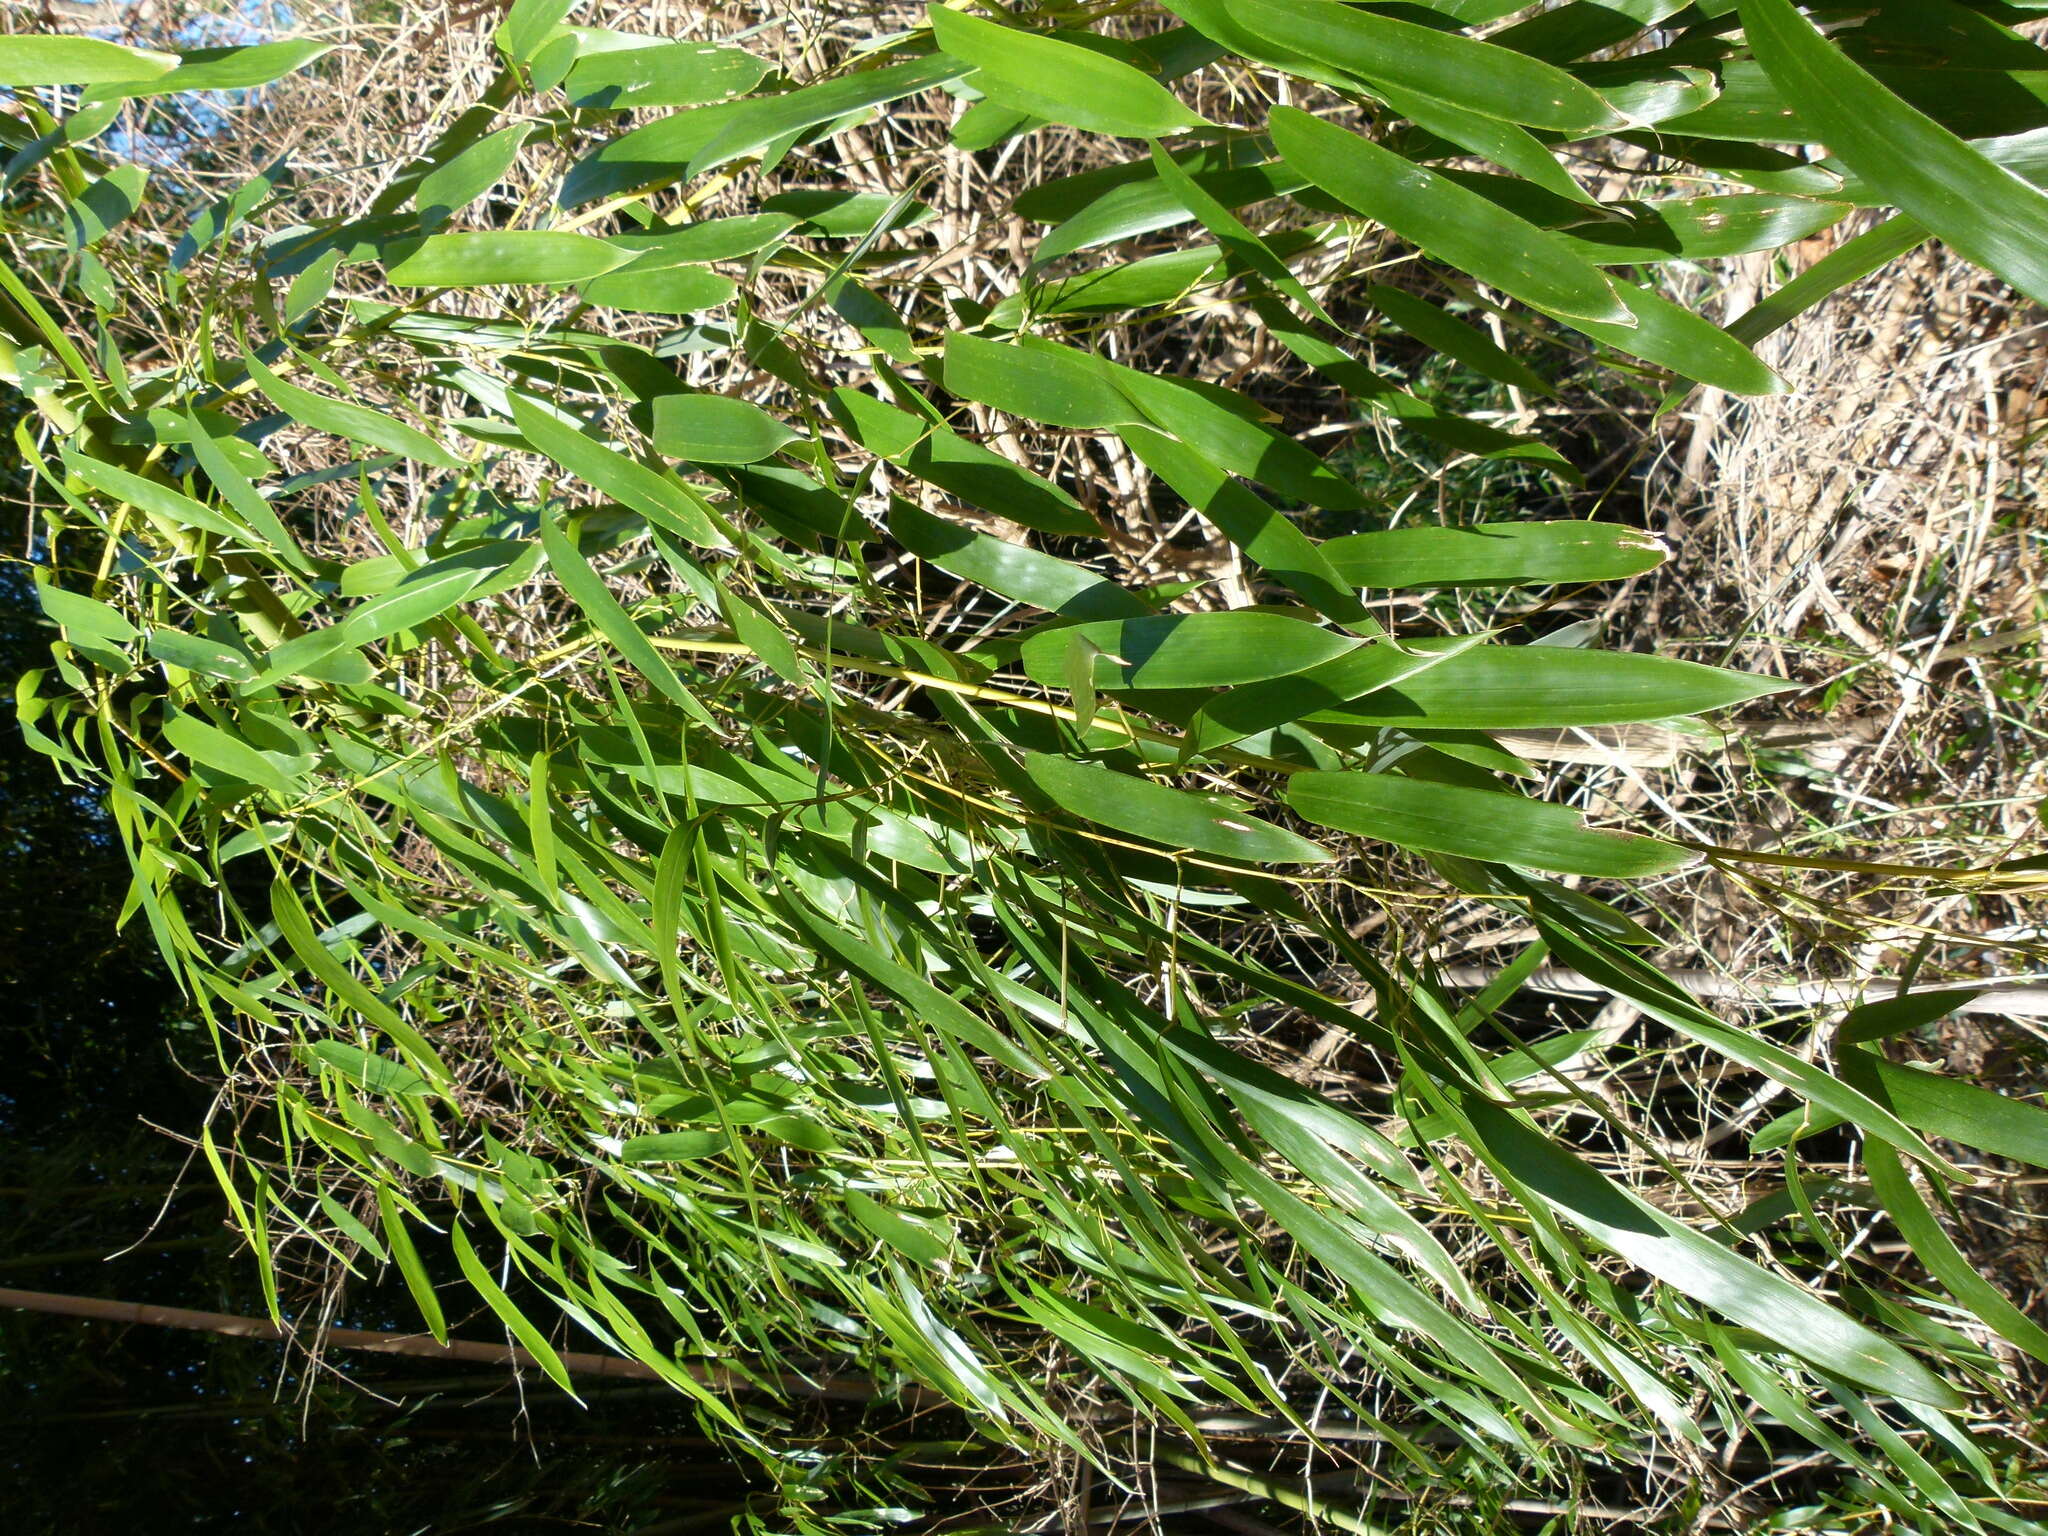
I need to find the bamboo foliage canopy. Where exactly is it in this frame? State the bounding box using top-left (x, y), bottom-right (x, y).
top-left (6, 2), bottom-right (2048, 1529)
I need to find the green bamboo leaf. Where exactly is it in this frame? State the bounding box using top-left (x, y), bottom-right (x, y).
top-left (762, 187), bottom-right (938, 238)
top-left (269, 879), bottom-right (456, 1090)
top-left (61, 444), bottom-right (244, 538)
top-left (376, 1187), bottom-right (447, 1343)
top-left (888, 500), bottom-right (1149, 620)
top-left (338, 561), bottom-right (489, 647)
top-left (691, 53), bottom-right (971, 178)
top-left (1569, 273), bottom-right (1790, 396)
top-left (1537, 922), bottom-right (1961, 1175)
top-left (1323, 521), bottom-right (1667, 588)
top-left (1311, 645), bottom-right (1788, 728)
top-left (1022, 752), bottom-right (1331, 864)
top-left (415, 124), bottom-right (533, 219)
top-left (1726, 214), bottom-right (1928, 349)
top-left (1267, 106), bottom-right (1630, 326)
top-left (1742, 0), bottom-right (2048, 306)
top-left (606, 213), bottom-right (800, 266)
top-left (64, 165), bottom-right (148, 252)
top-left (165, 712), bottom-right (304, 796)
top-left (987, 244), bottom-right (1231, 322)
top-left (1867, 1057), bottom-right (2048, 1170)
top-left (451, 1222), bottom-right (578, 1395)
top-left (847, 1191), bottom-right (954, 1269)
top-left (318, 1192), bottom-right (389, 1264)
top-left (537, 508), bottom-right (696, 706)
top-left (1018, 612), bottom-right (1362, 690)
top-left (829, 388), bottom-right (1096, 536)
top-left (1188, 635), bottom-right (1487, 753)
top-left (1458, 1094), bottom-right (1964, 1408)
top-left (1116, 423), bottom-right (1368, 623)
top-left (650, 394), bottom-right (800, 464)
top-left (779, 899), bottom-right (1047, 1080)
top-left (1065, 631), bottom-right (1101, 736)
top-left (1110, 366), bottom-right (1368, 511)
top-left (244, 354), bottom-right (463, 471)
top-left (1382, 80), bottom-right (1597, 206)
top-left (1288, 771), bottom-right (1692, 877)
top-left (84, 39), bottom-right (335, 99)
top-left (942, 333), bottom-right (1134, 429)
top-left (0, 34), bottom-right (177, 85)
top-left (1147, 140), bottom-right (1334, 321)
top-left (927, 7), bottom-right (1205, 138)
top-left (304, 1041), bottom-right (430, 1101)
top-left (1034, 159), bottom-right (1307, 263)
top-left (496, 0), bottom-right (575, 65)
top-left (1366, 286), bottom-right (1556, 397)
top-left (147, 630), bottom-right (258, 683)
top-left (1850, 1103), bottom-right (2048, 1367)
top-left (510, 393), bottom-right (723, 548)
top-left (563, 40), bottom-right (770, 107)
top-left (1551, 192), bottom-right (1849, 266)
top-left (37, 579), bottom-right (137, 646)
top-left (620, 1131), bottom-right (727, 1162)
top-left (386, 230), bottom-right (634, 286)
top-left (577, 263), bottom-right (737, 313)
top-left (1230, 0), bottom-right (1625, 133)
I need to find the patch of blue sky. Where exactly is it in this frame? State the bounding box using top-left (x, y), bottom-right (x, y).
top-left (89, 1), bottom-right (302, 176)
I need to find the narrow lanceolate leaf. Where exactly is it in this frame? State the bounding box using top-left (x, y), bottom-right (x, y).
top-left (1865, 1056), bottom-right (2048, 1170)
top-left (83, 39), bottom-right (336, 99)
top-left (1287, 771), bottom-right (1692, 878)
top-left (1366, 286), bottom-right (1556, 397)
top-left (1571, 272), bottom-right (1788, 396)
top-left (511, 394), bottom-right (723, 547)
top-left (1230, 0), bottom-right (1625, 134)
top-left (1117, 423), bottom-right (1369, 624)
top-left (1458, 1095), bottom-right (1964, 1409)
top-left (562, 41), bottom-right (771, 108)
top-left (377, 1188), bottom-right (447, 1344)
top-left (830, 387), bottom-right (1097, 536)
top-left (537, 509), bottom-right (695, 706)
top-left (60, 445), bottom-right (243, 538)
top-left (1323, 522), bottom-right (1667, 588)
top-left (577, 264), bottom-right (737, 313)
top-left (651, 394), bottom-right (800, 464)
top-left (0, 35), bottom-right (177, 85)
top-left (415, 124), bottom-right (533, 218)
top-left (450, 1222), bottom-right (578, 1395)
top-left (889, 501), bottom-right (1148, 620)
top-left (563, 55), bottom-right (968, 206)
top-left (1380, 81), bottom-right (1596, 206)
top-left (1018, 612), bottom-right (1362, 690)
top-left (268, 879), bottom-right (455, 1091)
top-left (496, 0), bottom-right (574, 64)
top-left (1023, 752), bottom-right (1331, 864)
top-left (386, 231), bottom-right (634, 286)
top-left (1267, 107), bottom-right (1630, 326)
top-left (243, 354), bottom-right (463, 471)
top-left (1312, 645), bottom-right (1788, 728)
top-left (1742, 0), bottom-right (2048, 307)
top-left (164, 713), bottom-right (302, 796)
top-left (928, 7), bottom-right (1206, 138)
top-left (1189, 636), bottom-right (1488, 753)
top-left (942, 333), bottom-right (1135, 429)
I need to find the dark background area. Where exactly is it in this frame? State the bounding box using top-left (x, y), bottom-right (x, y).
top-left (0, 551), bottom-right (758, 1534)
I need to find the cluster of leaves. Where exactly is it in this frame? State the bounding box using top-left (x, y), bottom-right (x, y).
top-left (8, 1), bottom-right (2048, 1529)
